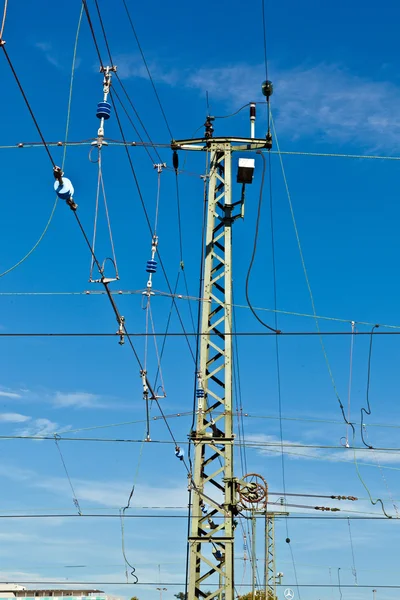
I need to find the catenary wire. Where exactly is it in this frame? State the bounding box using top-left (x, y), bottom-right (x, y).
top-left (82, 0), bottom-right (196, 364)
top-left (0, 4), bottom-right (83, 278)
top-left (268, 147), bottom-right (301, 598)
top-left (82, 0), bottom-right (104, 68)
top-left (120, 0), bottom-right (173, 139)
top-left (261, 0), bottom-right (268, 82)
top-left (109, 87), bottom-right (196, 363)
top-left (114, 76), bottom-right (163, 162)
top-left (53, 435), bottom-right (82, 516)
top-left (92, 0), bottom-right (164, 166)
top-left (6, 287), bottom-right (400, 332)
top-left (110, 86), bottom-right (158, 164)
top-left (53, 410), bottom-right (400, 434)
top-left (8, 139), bottom-right (400, 162)
top-left (5, 330), bottom-right (400, 336)
top-left (272, 114), bottom-right (391, 518)
top-left (8, 433), bottom-right (400, 452)
top-left (361, 325), bottom-right (379, 448)
top-left (1, 582), bottom-right (400, 588)
top-left (1, 45), bottom-right (55, 166)
top-left (347, 518), bottom-right (357, 584)
top-left (0, 0), bottom-right (7, 39)
top-left (271, 111), bottom-right (353, 434)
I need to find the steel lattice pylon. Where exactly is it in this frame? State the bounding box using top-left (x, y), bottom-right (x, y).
top-left (189, 143), bottom-right (235, 600)
top-left (172, 135), bottom-right (268, 600)
top-left (265, 514), bottom-right (276, 600)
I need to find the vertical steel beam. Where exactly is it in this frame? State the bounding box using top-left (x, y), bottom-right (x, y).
top-left (252, 512), bottom-right (257, 600)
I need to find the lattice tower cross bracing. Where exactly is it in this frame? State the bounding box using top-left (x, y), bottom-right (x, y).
top-left (173, 136), bottom-right (269, 600)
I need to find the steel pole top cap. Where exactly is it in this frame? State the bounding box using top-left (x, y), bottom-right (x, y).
top-left (261, 80), bottom-right (273, 98)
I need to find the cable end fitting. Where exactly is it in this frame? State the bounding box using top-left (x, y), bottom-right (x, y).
top-left (53, 165), bottom-right (63, 183)
top-left (66, 198), bottom-right (78, 211)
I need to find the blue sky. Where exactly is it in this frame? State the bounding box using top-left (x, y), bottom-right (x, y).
top-left (2, 1), bottom-right (400, 600)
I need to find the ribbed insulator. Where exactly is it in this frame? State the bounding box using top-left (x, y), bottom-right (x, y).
top-left (146, 259), bottom-right (157, 273)
top-left (196, 388), bottom-right (205, 398)
top-left (96, 101), bottom-right (111, 120)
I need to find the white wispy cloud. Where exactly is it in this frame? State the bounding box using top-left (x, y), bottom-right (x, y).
top-left (35, 42), bottom-right (60, 68)
top-left (247, 432), bottom-right (400, 468)
top-left (0, 389), bottom-right (22, 399)
top-left (115, 53), bottom-right (180, 85)
top-left (246, 433), bottom-right (323, 460)
top-left (16, 418), bottom-right (59, 437)
top-left (37, 477), bottom-right (189, 509)
top-left (119, 55), bottom-right (400, 150)
top-left (52, 391), bottom-right (101, 409)
top-left (186, 62), bottom-right (400, 150)
top-left (0, 412), bottom-right (30, 423)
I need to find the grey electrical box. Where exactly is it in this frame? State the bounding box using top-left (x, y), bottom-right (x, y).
top-left (237, 158), bottom-right (255, 184)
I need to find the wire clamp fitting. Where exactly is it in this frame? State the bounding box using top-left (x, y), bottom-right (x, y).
top-left (141, 369), bottom-right (149, 398)
top-left (117, 316), bottom-right (125, 345)
top-left (153, 162), bottom-right (166, 174)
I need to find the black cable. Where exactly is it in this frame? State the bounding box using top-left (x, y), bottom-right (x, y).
top-left (175, 171), bottom-right (184, 268)
top-left (0, 583), bottom-right (398, 588)
top-left (1, 45), bottom-right (55, 168)
top-left (110, 87), bottom-right (158, 164)
top-left (4, 330), bottom-right (400, 337)
top-left (213, 103), bottom-right (251, 120)
top-left (337, 568), bottom-right (343, 600)
top-left (0, 514), bottom-right (396, 520)
top-left (174, 169), bottom-right (196, 333)
top-left (121, 0), bottom-right (174, 139)
top-left (232, 297), bottom-right (248, 477)
top-left (92, 0), bottom-right (164, 167)
top-left (7, 434), bottom-right (400, 451)
top-left (245, 151), bottom-right (280, 332)
top-left (261, 0), bottom-right (269, 82)
top-left (53, 435), bottom-right (82, 515)
top-left (153, 270), bottom-right (181, 389)
top-left (361, 325), bottom-right (379, 448)
top-left (93, 0), bottom-right (114, 66)
top-left (114, 75), bottom-right (163, 163)
top-left (82, 0), bottom-right (104, 68)
top-left (268, 148), bottom-right (301, 599)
